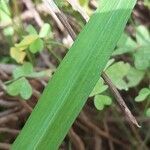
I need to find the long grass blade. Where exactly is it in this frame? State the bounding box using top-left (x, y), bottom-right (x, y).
top-left (12, 0), bottom-right (137, 149)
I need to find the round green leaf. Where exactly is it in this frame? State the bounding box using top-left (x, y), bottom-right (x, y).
top-left (146, 108), bottom-right (150, 117)
top-left (39, 23), bottom-right (51, 38)
top-left (3, 26), bottom-right (14, 36)
top-left (105, 61), bottom-right (130, 90)
top-left (135, 88), bottom-right (150, 102)
top-left (134, 46), bottom-right (150, 70)
top-left (26, 25), bottom-right (38, 35)
top-left (90, 78), bottom-right (108, 97)
top-left (29, 38), bottom-right (44, 53)
top-left (126, 67), bottom-right (145, 88)
top-left (6, 79), bottom-right (22, 96)
top-left (6, 77), bottom-right (32, 100)
top-left (13, 62), bottom-right (33, 79)
top-left (136, 25), bottom-right (150, 45)
top-left (20, 78), bottom-right (32, 100)
top-left (94, 95), bottom-right (112, 110)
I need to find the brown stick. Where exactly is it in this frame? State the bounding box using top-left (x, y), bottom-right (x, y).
top-left (68, 128), bottom-right (85, 150)
top-left (0, 127), bottom-right (19, 135)
top-left (79, 111), bottom-right (128, 148)
top-left (22, 0), bottom-right (44, 27)
top-left (0, 107), bottom-right (19, 118)
top-left (101, 73), bottom-right (140, 127)
top-left (19, 100), bottom-right (32, 113)
top-left (0, 109), bottom-right (27, 125)
top-left (0, 143), bottom-right (11, 150)
top-left (0, 99), bottom-right (19, 108)
top-left (94, 135), bottom-right (102, 150)
top-left (0, 114), bottom-right (18, 125)
top-left (103, 118), bottom-right (114, 150)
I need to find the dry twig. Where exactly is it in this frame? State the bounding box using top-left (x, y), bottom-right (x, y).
top-left (68, 128), bottom-right (85, 150)
top-left (0, 99), bottom-right (19, 108)
top-left (22, 0), bottom-right (44, 27)
top-left (79, 111), bottom-right (128, 147)
top-left (0, 127), bottom-right (19, 135)
top-left (0, 143), bottom-right (11, 150)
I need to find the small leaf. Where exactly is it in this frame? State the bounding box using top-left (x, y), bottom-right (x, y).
top-left (15, 35), bottom-right (39, 48)
top-left (6, 77), bottom-right (32, 100)
top-left (20, 78), bottom-right (32, 100)
top-left (26, 25), bottom-right (38, 35)
top-left (29, 38), bottom-right (44, 53)
top-left (79, 0), bottom-right (88, 6)
top-left (126, 67), bottom-right (145, 88)
top-left (134, 46), bottom-right (150, 70)
top-left (94, 95), bottom-right (112, 110)
top-left (105, 61), bottom-right (130, 90)
top-left (3, 26), bottom-right (14, 36)
top-left (118, 33), bottom-right (137, 48)
top-left (39, 23), bottom-right (51, 38)
top-left (90, 78), bottom-right (108, 97)
top-left (136, 25), bottom-right (150, 45)
top-left (144, 1), bottom-right (150, 9)
top-left (10, 47), bottom-right (26, 64)
top-left (146, 108), bottom-right (150, 117)
top-left (0, 0), bottom-right (11, 23)
top-left (104, 58), bottom-right (115, 70)
top-left (6, 78), bottom-right (22, 96)
top-left (135, 88), bottom-right (150, 102)
top-left (13, 62), bottom-right (33, 79)
top-left (113, 33), bottom-right (137, 55)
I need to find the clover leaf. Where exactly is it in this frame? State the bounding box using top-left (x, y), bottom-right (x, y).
top-left (90, 78), bottom-right (108, 97)
top-left (39, 23), bottom-right (51, 38)
top-left (29, 38), bottom-right (44, 53)
top-left (26, 25), bottom-right (38, 35)
top-left (134, 46), bottom-right (150, 70)
top-left (94, 95), bottom-right (112, 110)
top-left (6, 77), bottom-right (32, 100)
top-left (13, 62), bottom-right (33, 79)
top-left (105, 61), bottom-right (130, 90)
top-left (135, 88), bottom-right (150, 102)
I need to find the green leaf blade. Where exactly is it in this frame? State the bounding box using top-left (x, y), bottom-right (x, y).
top-left (12, 0), bottom-right (137, 149)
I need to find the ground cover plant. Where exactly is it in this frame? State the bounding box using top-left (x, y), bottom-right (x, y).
top-left (0, 0), bottom-right (150, 149)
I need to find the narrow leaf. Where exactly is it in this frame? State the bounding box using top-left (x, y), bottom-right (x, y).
top-left (12, 0), bottom-right (137, 149)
